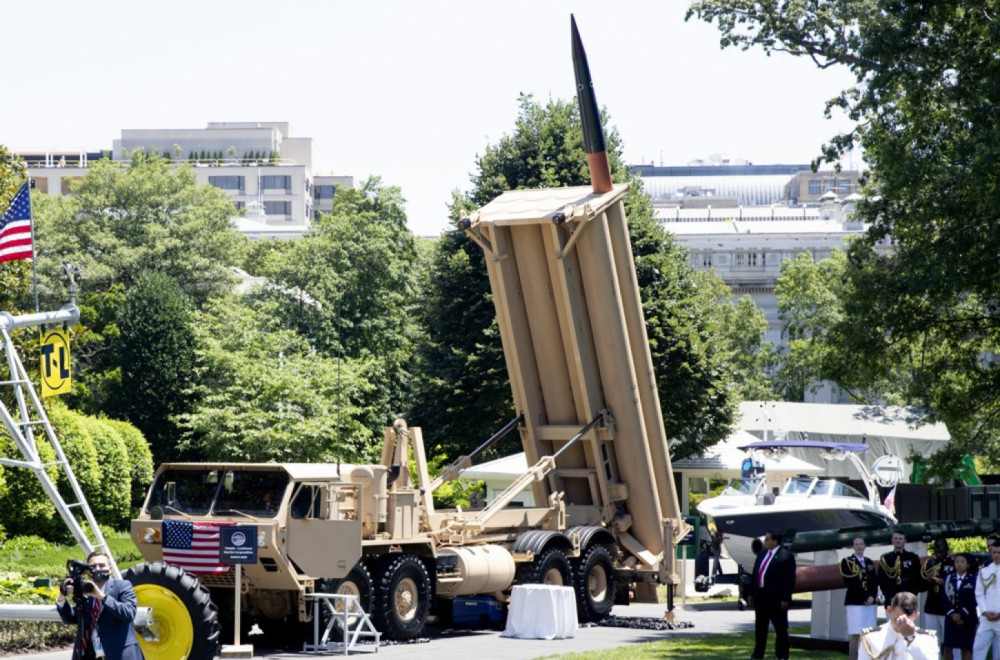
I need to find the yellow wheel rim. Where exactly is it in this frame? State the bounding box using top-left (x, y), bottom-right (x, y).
top-left (134, 584), bottom-right (194, 660)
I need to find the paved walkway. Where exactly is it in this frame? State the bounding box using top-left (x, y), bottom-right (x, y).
top-left (11, 599), bottom-right (812, 660)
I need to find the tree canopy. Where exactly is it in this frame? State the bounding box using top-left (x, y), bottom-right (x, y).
top-left (252, 177), bottom-right (423, 453)
top-left (689, 0), bottom-right (1000, 460)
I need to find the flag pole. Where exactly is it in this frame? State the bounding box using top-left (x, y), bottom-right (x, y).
top-left (25, 179), bottom-right (39, 313)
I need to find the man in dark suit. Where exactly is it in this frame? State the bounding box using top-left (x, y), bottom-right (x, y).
top-left (748, 530), bottom-right (797, 660)
top-left (56, 550), bottom-right (144, 660)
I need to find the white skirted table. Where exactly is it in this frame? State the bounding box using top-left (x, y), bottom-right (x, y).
top-left (502, 584), bottom-right (578, 640)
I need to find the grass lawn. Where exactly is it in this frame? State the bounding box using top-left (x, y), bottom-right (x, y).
top-left (0, 529), bottom-right (142, 578)
top-left (539, 627), bottom-right (846, 659)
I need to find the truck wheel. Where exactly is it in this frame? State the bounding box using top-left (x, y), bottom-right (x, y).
top-left (516, 548), bottom-right (571, 586)
top-left (371, 554), bottom-right (430, 640)
top-left (318, 562), bottom-right (373, 638)
top-left (572, 545), bottom-right (617, 622)
top-left (125, 562), bottom-right (220, 660)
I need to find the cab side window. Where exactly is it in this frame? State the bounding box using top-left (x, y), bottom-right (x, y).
top-left (291, 485), bottom-right (321, 519)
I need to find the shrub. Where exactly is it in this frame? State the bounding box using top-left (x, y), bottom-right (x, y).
top-left (85, 416), bottom-right (131, 528)
top-left (46, 400), bottom-right (101, 523)
top-left (0, 434), bottom-right (58, 538)
top-left (103, 418), bottom-right (154, 517)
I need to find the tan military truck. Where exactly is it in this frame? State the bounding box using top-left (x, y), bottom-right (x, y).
top-left (128, 183), bottom-right (689, 656)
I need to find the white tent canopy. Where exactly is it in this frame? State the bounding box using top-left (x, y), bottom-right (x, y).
top-left (736, 401), bottom-right (951, 481)
top-left (672, 429), bottom-right (823, 478)
top-left (460, 452), bottom-right (535, 506)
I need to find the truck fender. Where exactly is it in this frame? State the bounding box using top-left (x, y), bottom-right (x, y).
top-left (513, 530), bottom-right (572, 556)
top-left (566, 526), bottom-right (615, 553)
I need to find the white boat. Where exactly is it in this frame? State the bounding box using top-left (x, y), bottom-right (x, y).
top-left (696, 440), bottom-right (898, 570)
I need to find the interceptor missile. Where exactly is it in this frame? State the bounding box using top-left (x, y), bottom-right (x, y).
top-left (571, 14), bottom-right (613, 194)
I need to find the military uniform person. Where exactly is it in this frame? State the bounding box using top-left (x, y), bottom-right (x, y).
top-left (842, 537), bottom-right (879, 660)
top-left (879, 532), bottom-right (924, 609)
top-left (921, 537), bottom-right (954, 645)
top-left (859, 592), bottom-right (938, 660)
top-left (859, 624), bottom-right (939, 659)
top-left (973, 544), bottom-right (1000, 660)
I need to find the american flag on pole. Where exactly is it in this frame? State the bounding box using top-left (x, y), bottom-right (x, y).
top-left (882, 484), bottom-right (897, 516)
top-left (162, 519), bottom-right (233, 574)
top-left (0, 183), bottom-right (33, 264)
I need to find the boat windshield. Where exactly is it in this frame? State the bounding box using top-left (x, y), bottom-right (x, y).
top-left (721, 477), bottom-right (763, 497)
top-left (782, 477), bottom-right (816, 495)
top-left (781, 477), bottom-right (867, 499)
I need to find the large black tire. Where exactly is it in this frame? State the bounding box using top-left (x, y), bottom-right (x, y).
top-left (124, 562), bottom-right (220, 660)
top-left (572, 545), bottom-right (617, 623)
top-left (516, 548), bottom-right (572, 586)
top-left (370, 554), bottom-right (430, 641)
top-left (318, 561), bottom-right (374, 639)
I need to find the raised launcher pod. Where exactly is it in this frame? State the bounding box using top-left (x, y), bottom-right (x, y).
top-left (461, 184), bottom-right (689, 588)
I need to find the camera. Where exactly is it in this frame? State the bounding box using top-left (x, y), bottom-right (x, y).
top-left (62, 559), bottom-right (93, 601)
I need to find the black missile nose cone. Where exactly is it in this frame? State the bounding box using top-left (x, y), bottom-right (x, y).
top-left (571, 15), bottom-right (585, 62)
top-left (570, 15), bottom-right (606, 156)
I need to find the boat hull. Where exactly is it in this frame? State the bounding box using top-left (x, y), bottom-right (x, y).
top-left (701, 504), bottom-right (895, 570)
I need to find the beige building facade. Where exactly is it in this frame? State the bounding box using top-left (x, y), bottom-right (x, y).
top-left (18, 122), bottom-right (354, 237)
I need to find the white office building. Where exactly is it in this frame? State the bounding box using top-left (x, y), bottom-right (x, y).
top-left (20, 122), bottom-right (354, 239)
top-left (635, 161), bottom-right (883, 403)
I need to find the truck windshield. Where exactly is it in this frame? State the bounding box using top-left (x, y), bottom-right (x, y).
top-left (147, 468), bottom-right (289, 518)
top-left (214, 471), bottom-right (287, 517)
top-left (148, 468), bottom-right (223, 515)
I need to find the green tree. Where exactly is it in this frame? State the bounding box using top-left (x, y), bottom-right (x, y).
top-left (252, 177), bottom-right (422, 450)
top-left (34, 150), bottom-right (243, 306)
top-left (718, 295), bottom-right (776, 401)
top-left (176, 296), bottom-right (375, 462)
top-left (414, 95), bottom-right (747, 460)
top-left (412, 209), bottom-right (513, 458)
top-left (772, 251), bottom-right (847, 401)
top-left (113, 272), bottom-right (198, 463)
top-left (30, 151), bottom-right (246, 419)
top-left (688, 0), bottom-right (1000, 459)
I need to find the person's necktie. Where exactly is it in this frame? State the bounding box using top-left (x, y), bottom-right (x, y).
top-left (759, 550), bottom-right (774, 587)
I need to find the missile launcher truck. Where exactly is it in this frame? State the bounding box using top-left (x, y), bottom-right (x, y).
top-left (128, 182), bottom-right (690, 656)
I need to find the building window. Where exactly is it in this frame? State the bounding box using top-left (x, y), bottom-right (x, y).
top-left (209, 175), bottom-right (245, 191)
top-left (314, 185), bottom-right (336, 200)
top-left (701, 252), bottom-right (713, 268)
top-left (837, 179), bottom-right (852, 194)
top-left (733, 251), bottom-right (763, 268)
top-left (261, 175), bottom-right (291, 192)
top-left (808, 180), bottom-right (821, 195)
top-left (264, 201), bottom-right (291, 216)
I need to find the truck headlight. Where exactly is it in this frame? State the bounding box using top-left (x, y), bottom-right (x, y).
top-left (258, 531), bottom-right (267, 548)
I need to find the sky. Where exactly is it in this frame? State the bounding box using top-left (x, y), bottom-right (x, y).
top-left (1, 1), bottom-right (858, 237)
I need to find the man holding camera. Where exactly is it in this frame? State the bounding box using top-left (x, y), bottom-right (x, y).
top-left (55, 550), bottom-right (144, 660)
